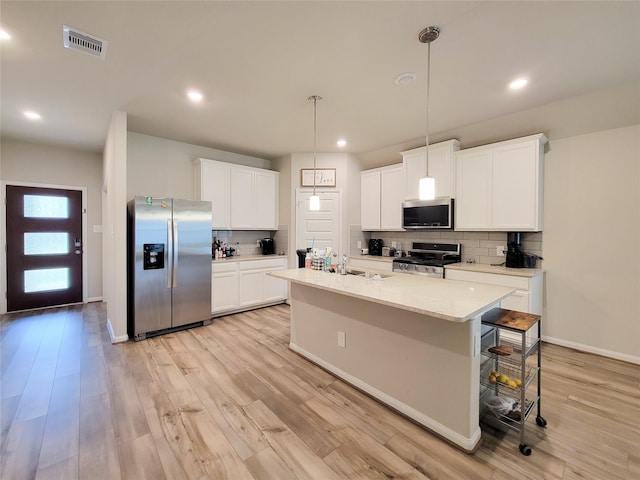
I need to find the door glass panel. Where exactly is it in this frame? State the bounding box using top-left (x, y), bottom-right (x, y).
top-left (24, 195), bottom-right (69, 218)
top-left (24, 232), bottom-right (69, 255)
top-left (24, 268), bottom-right (70, 293)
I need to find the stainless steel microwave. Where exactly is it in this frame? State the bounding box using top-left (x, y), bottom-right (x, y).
top-left (402, 198), bottom-right (454, 229)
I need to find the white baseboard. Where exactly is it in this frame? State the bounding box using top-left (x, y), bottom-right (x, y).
top-left (543, 336), bottom-right (640, 365)
top-left (107, 318), bottom-right (129, 344)
top-left (87, 296), bottom-right (103, 303)
top-left (289, 342), bottom-right (482, 453)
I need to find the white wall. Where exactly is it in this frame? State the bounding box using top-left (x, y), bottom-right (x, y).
top-left (103, 111), bottom-right (129, 342)
top-left (126, 132), bottom-right (270, 200)
top-left (543, 125), bottom-right (640, 362)
top-left (0, 138), bottom-right (104, 307)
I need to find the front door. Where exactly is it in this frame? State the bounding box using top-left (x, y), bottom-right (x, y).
top-left (6, 185), bottom-right (83, 312)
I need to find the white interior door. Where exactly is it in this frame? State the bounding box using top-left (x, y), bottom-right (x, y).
top-left (296, 190), bottom-right (342, 258)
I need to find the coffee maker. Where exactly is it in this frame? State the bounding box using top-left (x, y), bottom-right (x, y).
top-left (506, 232), bottom-right (524, 268)
top-left (368, 239), bottom-right (383, 256)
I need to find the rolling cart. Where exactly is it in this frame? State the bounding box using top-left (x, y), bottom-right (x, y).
top-left (479, 308), bottom-right (547, 456)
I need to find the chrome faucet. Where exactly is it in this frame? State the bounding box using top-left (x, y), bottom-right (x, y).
top-left (340, 254), bottom-right (348, 275)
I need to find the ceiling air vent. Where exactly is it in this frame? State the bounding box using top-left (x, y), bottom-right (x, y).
top-left (62, 25), bottom-right (108, 59)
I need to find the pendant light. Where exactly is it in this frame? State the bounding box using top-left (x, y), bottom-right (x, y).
top-left (418, 26), bottom-right (439, 201)
top-left (308, 95), bottom-right (322, 211)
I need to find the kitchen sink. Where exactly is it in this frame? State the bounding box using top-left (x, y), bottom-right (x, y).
top-left (346, 270), bottom-right (391, 279)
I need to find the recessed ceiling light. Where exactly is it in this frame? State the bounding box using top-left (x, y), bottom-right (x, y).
top-left (394, 72), bottom-right (416, 86)
top-left (187, 90), bottom-right (203, 102)
top-left (337, 139), bottom-right (347, 148)
top-left (24, 111), bottom-right (41, 120)
top-left (509, 78), bottom-right (528, 90)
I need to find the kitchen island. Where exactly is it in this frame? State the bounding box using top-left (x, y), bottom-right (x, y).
top-left (268, 268), bottom-right (515, 452)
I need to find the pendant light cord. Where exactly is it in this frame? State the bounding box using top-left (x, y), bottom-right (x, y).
top-left (313, 96), bottom-right (317, 196)
top-left (425, 40), bottom-right (431, 178)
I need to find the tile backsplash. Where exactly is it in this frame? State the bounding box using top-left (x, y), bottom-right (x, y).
top-left (352, 229), bottom-right (543, 266)
top-left (212, 229), bottom-right (277, 256)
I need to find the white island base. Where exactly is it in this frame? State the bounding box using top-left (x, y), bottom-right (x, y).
top-left (272, 269), bottom-right (515, 452)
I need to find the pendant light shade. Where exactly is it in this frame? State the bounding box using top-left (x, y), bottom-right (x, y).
top-left (309, 194), bottom-right (320, 211)
top-left (309, 95), bottom-right (322, 211)
top-left (419, 176), bottom-right (435, 201)
top-left (418, 26), bottom-right (439, 201)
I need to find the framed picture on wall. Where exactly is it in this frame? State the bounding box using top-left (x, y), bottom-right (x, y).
top-left (300, 168), bottom-right (336, 187)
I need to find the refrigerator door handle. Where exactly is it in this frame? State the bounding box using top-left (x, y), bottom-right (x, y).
top-left (172, 219), bottom-right (179, 287)
top-left (167, 219), bottom-right (173, 289)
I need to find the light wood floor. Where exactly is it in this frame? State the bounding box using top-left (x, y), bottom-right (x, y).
top-left (1, 303), bottom-right (638, 479)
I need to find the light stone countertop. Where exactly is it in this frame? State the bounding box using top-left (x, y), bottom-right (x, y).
top-left (351, 254), bottom-right (395, 263)
top-left (445, 262), bottom-right (544, 278)
top-left (269, 268), bottom-right (514, 323)
top-left (212, 254), bottom-right (287, 263)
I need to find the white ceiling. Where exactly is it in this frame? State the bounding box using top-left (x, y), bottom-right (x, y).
top-left (1, 1), bottom-right (639, 167)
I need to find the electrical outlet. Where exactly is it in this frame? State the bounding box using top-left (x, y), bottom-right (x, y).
top-left (496, 246), bottom-right (505, 257)
top-left (337, 331), bottom-right (346, 348)
top-left (357, 240), bottom-right (362, 249)
top-left (391, 241), bottom-right (397, 248)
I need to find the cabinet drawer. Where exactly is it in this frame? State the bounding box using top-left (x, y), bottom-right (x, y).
top-left (445, 269), bottom-right (529, 290)
top-left (239, 258), bottom-right (287, 271)
top-left (212, 261), bottom-right (238, 274)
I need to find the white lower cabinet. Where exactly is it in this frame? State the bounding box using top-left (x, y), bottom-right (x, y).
top-left (445, 267), bottom-right (543, 341)
top-left (212, 262), bottom-right (239, 313)
top-left (264, 269), bottom-right (288, 302)
top-left (239, 270), bottom-right (264, 307)
top-left (445, 268), bottom-right (542, 315)
top-left (213, 258), bottom-right (288, 316)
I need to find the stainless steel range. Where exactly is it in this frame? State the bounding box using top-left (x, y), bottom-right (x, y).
top-left (392, 242), bottom-right (461, 278)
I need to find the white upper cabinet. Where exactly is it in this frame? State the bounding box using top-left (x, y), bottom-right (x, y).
top-left (361, 164), bottom-right (403, 231)
top-left (454, 134), bottom-right (547, 231)
top-left (230, 166), bottom-right (255, 229)
top-left (361, 170), bottom-right (381, 230)
top-left (195, 158), bottom-right (279, 230)
top-left (455, 148), bottom-right (493, 229)
top-left (401, 140), bottom-right (461, 200)
top-left (195, 159), bottom-right (231, 229)
top-left (253, 170), bottom-right (279, 230)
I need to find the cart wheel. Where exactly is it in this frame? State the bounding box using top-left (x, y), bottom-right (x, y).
top-left (536, 415), bottom-right (547, 427)
top-left (519, 444), bottom-right (532, 456)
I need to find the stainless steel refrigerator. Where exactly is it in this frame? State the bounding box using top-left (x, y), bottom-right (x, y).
top-left (127, 196), bottom-right (212, 340)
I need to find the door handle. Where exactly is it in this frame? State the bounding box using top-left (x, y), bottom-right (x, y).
top-left (167, 220), bottom-right (173, 289)
top-left (172, 219), bottom-right (179, 287)
top-left (74, 237), bottom-right (82, 254)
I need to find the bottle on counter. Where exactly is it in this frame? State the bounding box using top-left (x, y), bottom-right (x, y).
top-left (305, 252), bottom-right (311, 269)
top-left (236, 242), bottom-right (240, 256)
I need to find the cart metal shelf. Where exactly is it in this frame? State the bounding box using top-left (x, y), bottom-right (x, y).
top-left (480, 308), bottom-right (547, 456)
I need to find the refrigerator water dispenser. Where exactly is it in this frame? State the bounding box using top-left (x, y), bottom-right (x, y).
top-left (143, 243), bottom-right (165, 270)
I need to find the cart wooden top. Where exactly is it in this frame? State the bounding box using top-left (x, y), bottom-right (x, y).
top-left (481, 307), bottom-right (541, 332)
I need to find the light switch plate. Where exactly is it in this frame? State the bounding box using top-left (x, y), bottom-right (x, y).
top-left (338, 331), bottom-right (346, 348)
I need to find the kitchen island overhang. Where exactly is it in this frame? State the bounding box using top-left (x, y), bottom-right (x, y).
top-left (268, 269), bottom-right (515, 452)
